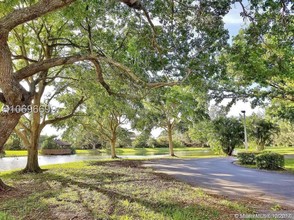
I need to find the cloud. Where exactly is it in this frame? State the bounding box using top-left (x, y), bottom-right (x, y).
top-left (223, 3), bottom-right (244, 25)
top-left (223, 14), bottom-right (243, 25)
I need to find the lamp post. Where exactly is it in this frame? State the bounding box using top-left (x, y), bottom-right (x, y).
top-left (241, 110), bottom-right (248, 151)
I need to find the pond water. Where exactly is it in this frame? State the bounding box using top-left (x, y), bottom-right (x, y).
top-left (0, 154), bottom-right (169, 171)
top-left (0, 149), bottom-right (214, 172)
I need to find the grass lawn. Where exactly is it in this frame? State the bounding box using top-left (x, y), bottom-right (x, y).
top-left (4, 147), bottom-right (219, 158)
top-left (0, 160), bottom-right (279, 220)
top-left (237, 147), bottom-right (294, 155)
top-left (3, 150), bottom-right (28, 157)
top-left (79, 147), bottom-right (220, 158)
top-left (4, 147), bottom-right (293, 158)
top-left (285, 158), bottom-right (294, 173)
top-left (264, 147), bottom-right (294, 155)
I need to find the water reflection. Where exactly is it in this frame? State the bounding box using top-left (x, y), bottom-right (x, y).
top-left (0, 155), bottom-right (102, 171)
top-left (0, 149), bottom-right (214, 171)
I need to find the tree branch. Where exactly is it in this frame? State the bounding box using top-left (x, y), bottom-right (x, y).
top-left (238, 0), bottom-right (254, 22)
top-left (0, 0), bottom-right (145, 33)
top-left (12, 54), bottom-right (38, 63)
top-left (91, 59), bottom-right (113, 95)
top-left (14, 55), bottom-right (94, 80)
top-left (0, 0), bottom-right (76, 32)
top-left (14, 53), bottom-right (190, 95)
top-left (42, 97), bottom-right (85, 127)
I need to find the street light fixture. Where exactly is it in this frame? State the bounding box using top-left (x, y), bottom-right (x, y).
top-left (241, 110), bottom-right (248, 151)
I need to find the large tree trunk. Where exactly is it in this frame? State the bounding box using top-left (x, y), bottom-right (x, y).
top-left (167, 122), bottom-right (175, 157)
top-left (110, 130), bottom-right (118, 159)
top-left (23, 99), bottom-right (42, 173)
top-left (23, 144), bottom-right (41, 173)
top-left (109, 128), bottom-right (119, 159)
top-left (24, 124), bottom-right (41, 173)
top-left (227, 147), bottom-right (234, 156)
top-left (0, 32), bottom-right (30, 150)
top-left (0, 24), bottom-right (26, 193)
top-left (23, 125), bottom-right (41, 173)
top-left (110, 139), bottom-right (118, 159)
top-left (0, 113), bottom-right (22, 148)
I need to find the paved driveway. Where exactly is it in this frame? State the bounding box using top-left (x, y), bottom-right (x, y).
top-left (143, 158), bottom-right (294, 208)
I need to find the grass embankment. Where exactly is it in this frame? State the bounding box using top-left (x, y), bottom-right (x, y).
top-left (3, 150), bottom-right (28, 157)
top-left (285, 158), bottom-right (294, 173)
top-left (87, 147), bottom-right (220, 158)
top-left (265, 147), bottom-right (294, 155)
top-left (237, 147), bottom-right (294, 155)
top-left (5, 147), bottom-right (294, 158)
top-left (0, 160), bottom-right (269, 220)
top-left (4, 147), bottom-right (219, 158)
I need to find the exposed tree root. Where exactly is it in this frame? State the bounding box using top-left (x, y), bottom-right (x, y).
top-left (0, 179), bottom-right (13, 192)
top-left (21, 166), bottom-right (43, 174)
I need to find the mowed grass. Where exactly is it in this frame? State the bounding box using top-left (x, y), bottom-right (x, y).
top-left (4, 147), bottom-right (294, 158)
top-left (265, 147), bottom-right (294, 155)
top-left (285, 158), bottom-right (294, 172)
top-left (100, 147), bottom-right (219, 158)
top-left (0, 160), bottom-right (258, 220)
top-left (2, 150), bottom-right (28, 157)
top-left (4, 147), bottom-right (218, 158)
top-left (237, 147), bottom-right (294, 155)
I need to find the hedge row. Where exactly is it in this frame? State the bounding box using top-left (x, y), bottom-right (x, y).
top-left (237, 152), bottom-right (284, 170)
top-left (237, 152), bottom-right (258, 165)
top-left (256, 153), bottom-right (285, 170)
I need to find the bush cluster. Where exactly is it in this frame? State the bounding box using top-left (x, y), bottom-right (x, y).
top-left (70, 147), bottom-right (76, 154)
top-left (237, 152), bottom-right (259, 165)
top-left (42, 138), bottom-right (59, 149)
top-left (256, 152), bottom-right (285, 170)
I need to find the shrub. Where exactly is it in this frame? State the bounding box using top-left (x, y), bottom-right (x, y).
top-left (212, 117), bottom-right (244, 155)
top-left (256, 152), bottom-right (284, 170)
top-left (70, 147), bottom-right (76, 154)
top-left (4, 133), bottom-right (22, 150)
top-left (150, 137), bottom-right (169, 148)
top-left (173, 140), bottom-right (183, 148)
top-left (0, 151), bottom-right (5, 158)
top-left (42, 137), bottom-right (59, 149)
top-left (238, 152), bottom-right (258, 165)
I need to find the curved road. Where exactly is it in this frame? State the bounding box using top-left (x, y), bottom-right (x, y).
top-left (143, 157), bottom-right (294, 208)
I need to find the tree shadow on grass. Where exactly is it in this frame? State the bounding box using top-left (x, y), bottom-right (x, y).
top-left (1, 169), bottom-right (221, 219)
top-left (28, 172), bottom-right (221, 219)
top-left (65, 170), bottom-right (127, 181)
top-left (0, 162), bottom-right (232, 219)
top-left (87, 160), bottom-right (145, 168)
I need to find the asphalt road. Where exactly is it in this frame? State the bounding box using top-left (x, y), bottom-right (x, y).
top-left (143, 157), bottom-right (294, 208)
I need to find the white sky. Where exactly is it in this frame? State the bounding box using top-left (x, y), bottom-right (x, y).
top-left (43, 2), bottom-right (261, 137)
